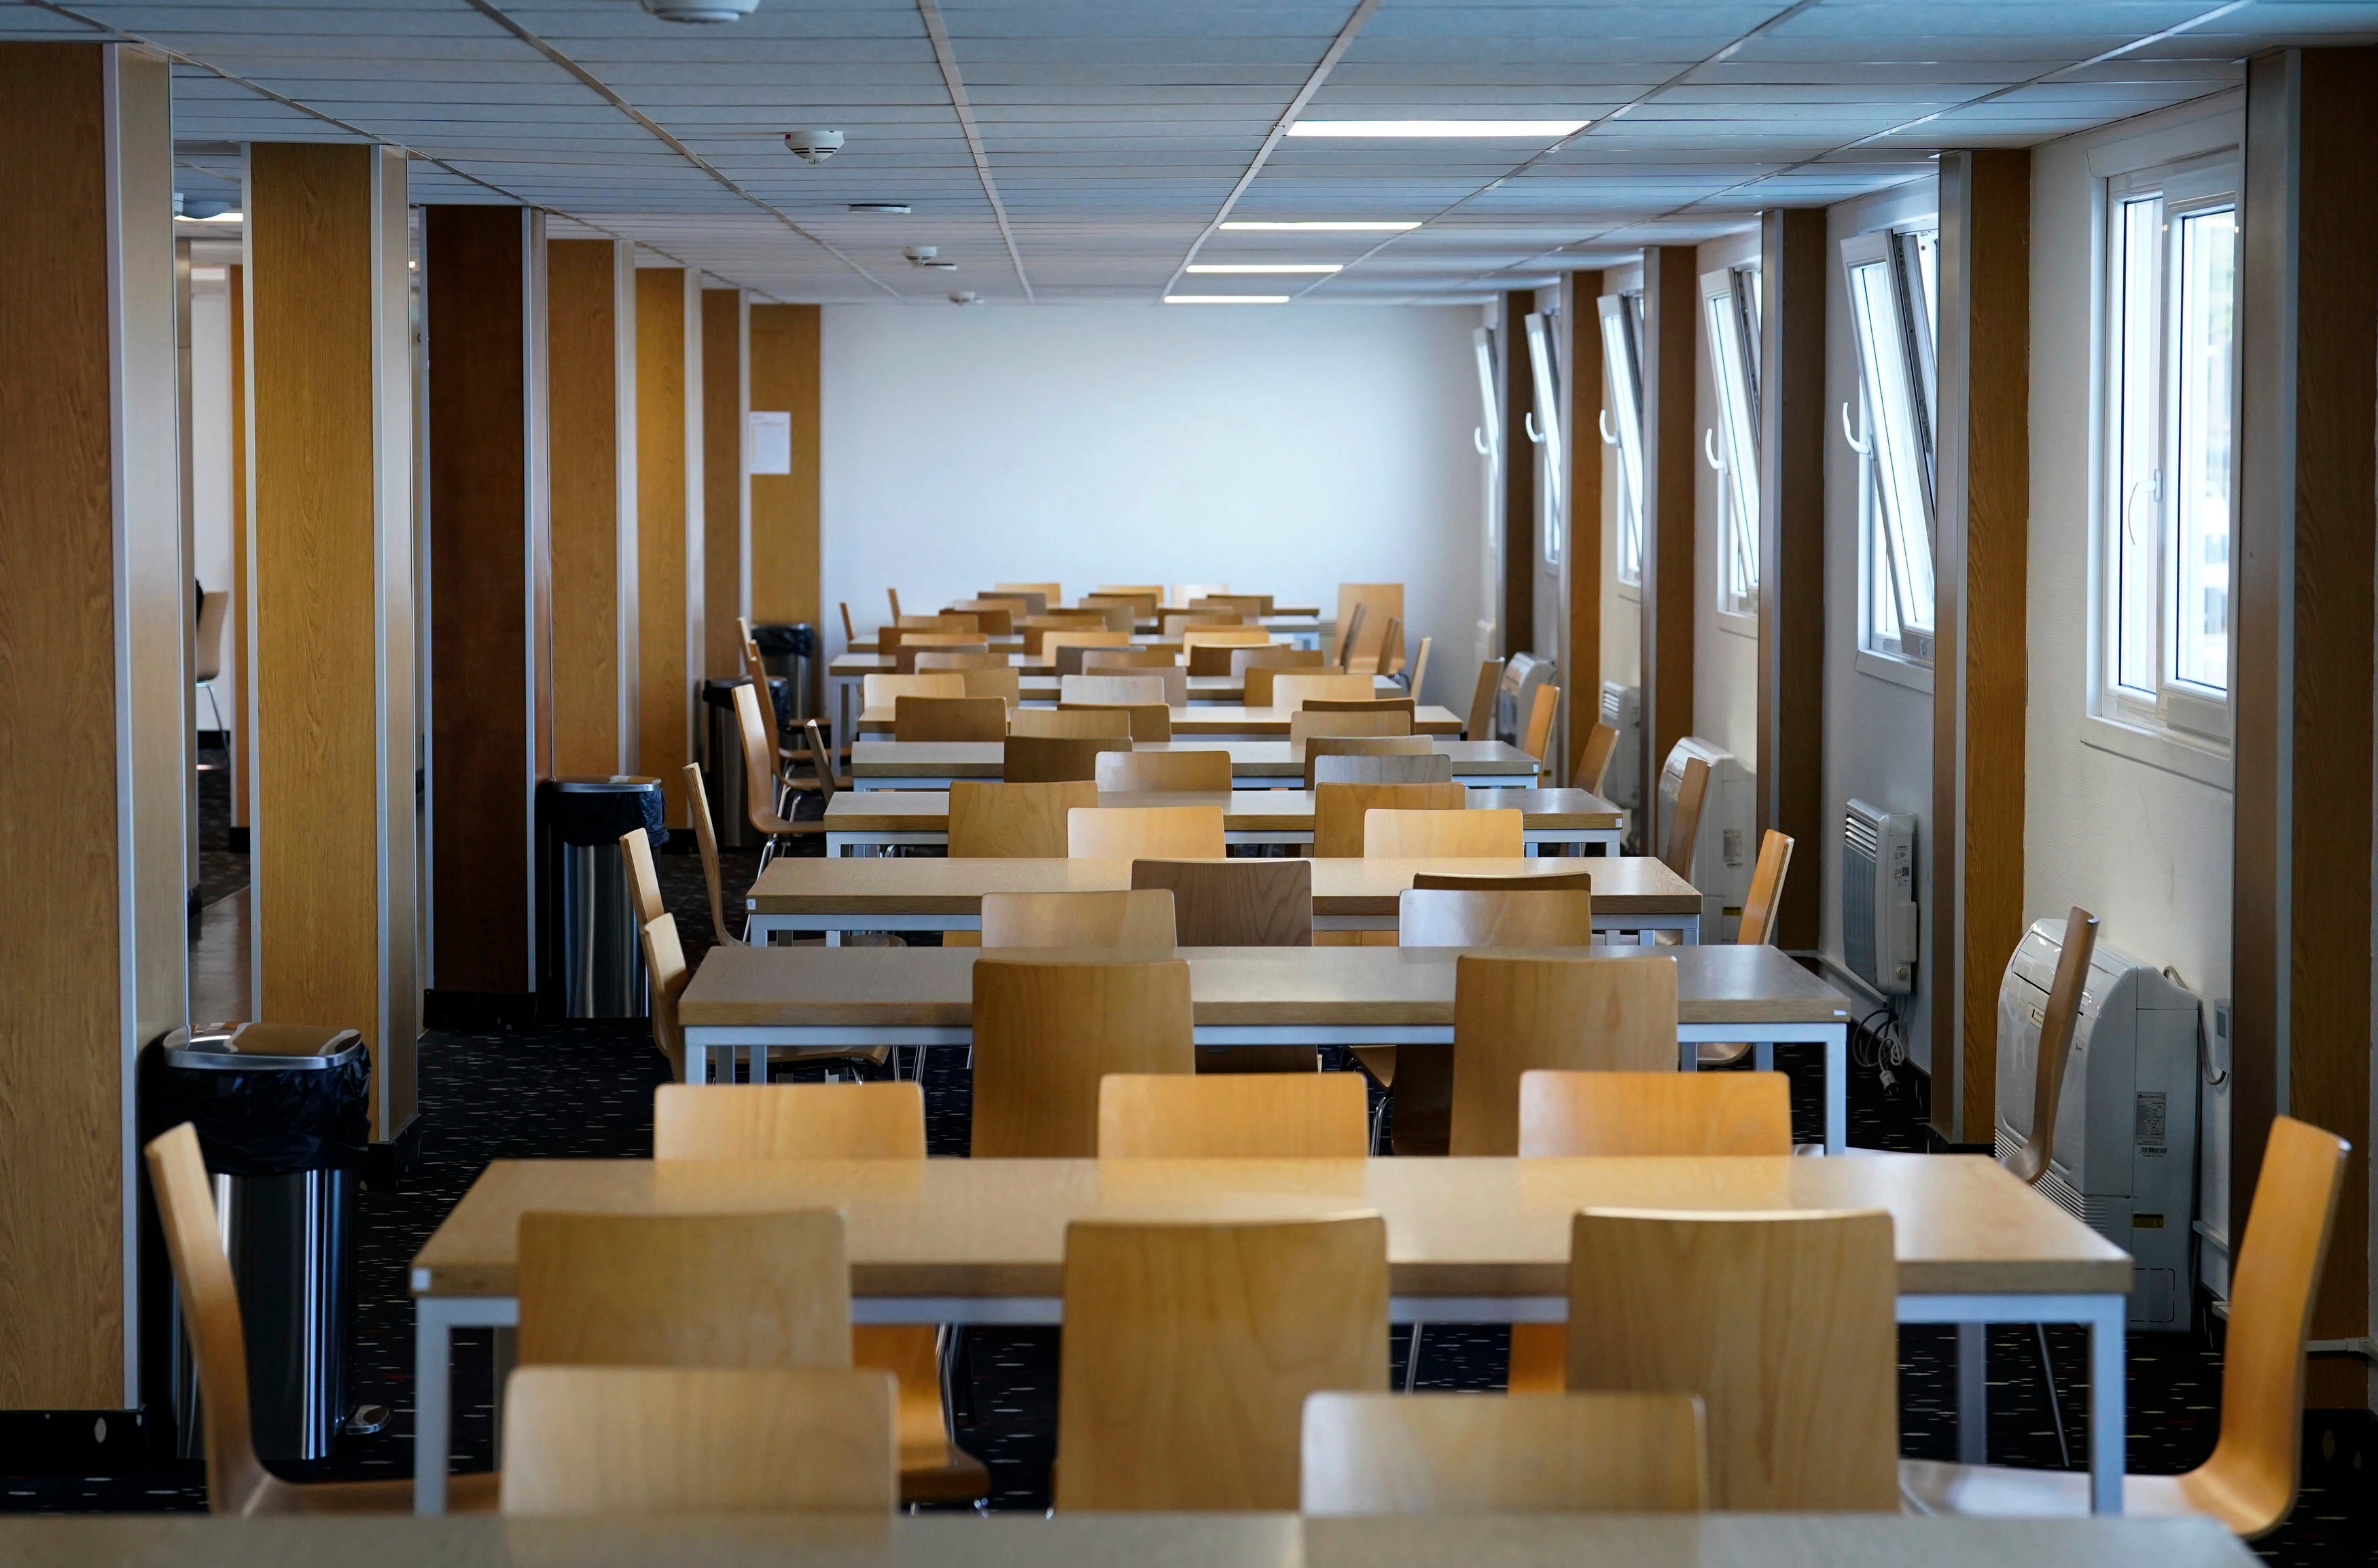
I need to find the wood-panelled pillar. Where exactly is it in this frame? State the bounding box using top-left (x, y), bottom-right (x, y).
top-left (246, 141), bottom-right (418, 1141)
top-left (749, 303), bottom-right (821, 631)
top-left (635, 264), bottom-right (703, 826)
top-left (229, 261), bottom-right (252, 844)
top-left (701, 285), bottom-right (746, 676)
top-left (0, 41), bottom-right (183, 1415)
top-left (1498, 289), bottom-right (1536, 660)
top-left (1930, 150), bottom-right (2030, 1143)
top-left (548, 238), bottom-right (636, 776)
top-left (424, 205), bottom-right (550, 1011)
top-left (1559, 270), bottom-right (1605, 782)
top-left (1638, 245), bottom-right (1699, 844)
top-left (2233, 46), bottom-right (2378, 1407)
top-left (1755, 209), bottom-right (1827, 953)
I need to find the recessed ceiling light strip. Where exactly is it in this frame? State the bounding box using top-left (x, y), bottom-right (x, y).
top-left (916, 0), bottom-right (1034, 303)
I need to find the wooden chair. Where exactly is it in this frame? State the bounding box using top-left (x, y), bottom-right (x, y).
top-left (142, 1124), bottom-right (499, 1515)
top-left (862, 671), bottom-right (965, 708)
top-left (732, 685), bottom-right (823, 866)
top-left (952, 665), bottom-right (1025, 705)
top-left (1055, 638), bottom-right (1139, 675)
top-left (1271, 672), bottom-right (1378, 710)
top-left (1300, 1391), bottom-right (1705, 1516)
top-left (1064, 673), bottom-right (1174, 708)
top-left (945, 601), bottom-right (1014, 635)
top-left (1347, 615), bottom-right (1402, 677)
top-left (1569, 1208), bottom-right (1899, 1511)
top-left (1396, 887), bottom-right (1592, 946)
top-left (1061, 701), bottom-right (1172, 741)
top-left (980, 889), bottom-right (1177, 949)
top-left (996, 581), bottom-right (1061, 607)
top-left (1097, 1073), bottom-right (1367, 1157)
top-left (1405, 636), bottom-right (1432, 698)
top-left (971, 957), bottom-right (1194, 1156)
top-left (638, 913), bottom-right (690, 1081)
top-left (1290, 709), bottom-right (1413, 742)
top-left (1199, 592), bottom-right (1273, 617)
top-left (1313, 781), bottom-right (1466, 858)
top-left (1302, 735), bottom-right (1434, 789)
top-left (1449, 955), bottom-right (1677, 1156)
top-left (912, 649), bottom-right (1012, 672)
top-left (1305, 696), bottom-right (1417, 717)
top-left (2005, 906), bottom-right (2100, 1186)
top-left (1521, 683), bottom-right (1560, 763)
top-left (1577, 720), bottom-right (1620, 794)
top-left (896, 612), bottom-right (975, 632)
top-left (1056, 1215), bottom-right (1386, 1510)
top-left (887, 588), bottom-right (904, 620)
top-left (893, 637), bottom-right (988, 673)
top-left (1068, 804), bottom-right (1226, 859)
top-left (1335, 584), bottom-right (1402, 669)
top-left (1095, 582), bottom-right (1165, 603)
top-left (1163, 612), bottom-right (1241, 638)
top-left (948, 779), bottom-right (1097, 857)
top-left (1697, 829), bottom-right (1796, 1067)
top-left (1312, 751), bottom-right (1453, 787)
top-left (1019, 616), bottom-right (1093, 656)
top-left (620, 825), bottom-right (666, 925)
top-left (1228, 644), bottom-right (1324, 679)
top-left (1659, 755), bottom-right (1711, 879)
top-left (804, 718), bottom-right (844, 798)
top-left (839, 601), bottom-right (857, 647)
top-left (680, 764), bottom-right (735, 946)
top-left (1187, 641), bottom-right (1244, 675)
top-left (1004, 734), bottom-right (1131, 783)
top-left (893, 694), bottom-right (1007, 742)
top-left (1332, 602), bottom-right (1371, 672)
top-left (1410, 870), bottom-right (1593, 892)
top-left (1364, 807), bottom-right (1523, 859)
top-left (499, 1366), bottom-right (896, 1517)
top-left (1079, 662), bottom-right (1188, 707)
top-left (1466, 659), bottom-right (1504, 742)
top-left (1082, 647), bottom-right (1179, 671)
top-left (1180, 626), bottom-right (1274, 651)
top-left (1009, 707), bottom-right (1131, 740)
top-left (1044, 630), bottom-right (1131, 668)
top-left (1097, 747), bottom-right (1232, 793)
top-left (1132, 856), bottom-right (1315, 1073)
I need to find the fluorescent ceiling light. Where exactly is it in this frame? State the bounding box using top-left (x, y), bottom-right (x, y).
top-left (1220, 220), bottom-right (1418, 233)
top-left (1287, 120), bottom-right (1586, 139)
top-left (1186, 263), bottom-right (1341, 274)
top-left (1163, 294), bottom-right (1289, 305)
top-left (183, 210), bottom-right (243, 223)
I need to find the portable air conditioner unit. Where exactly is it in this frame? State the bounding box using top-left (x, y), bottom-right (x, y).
top-left (1656, 739), bottom-right (1754, 938)
top-left (1598, 681), bottom-right (1641, 820)
top-left (1841, 800), bottom-right (1917, 995)
top-left (1995, 919), bottom-right (2201, 1330)
top-left (1495, 653), bottom-right (1556, 749)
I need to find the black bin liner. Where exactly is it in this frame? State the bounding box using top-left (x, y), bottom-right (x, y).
top-left (141, 1029), bottom-right (370, 1178)
top-left (751, 622), bottom-right (813, 657)
top-left (537, 776), bottom-right (668, 849)
top-left (701, 675), bottom-right (752, 710)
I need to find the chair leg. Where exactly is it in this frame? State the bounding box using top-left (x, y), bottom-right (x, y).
top-left (2035, 1323), bottom-right (2072, 1468)
top-left (1403, 1323), bottom-right (1423, 1393)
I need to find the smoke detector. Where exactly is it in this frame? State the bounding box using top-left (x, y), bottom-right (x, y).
top-left (640, 0), bottom-right (762, 21)
top-left (783, 128), bottom-right (845, 164)
top-left (948, 291), bottom-right (981, 305)
top-left (904, 245), bottom-right (957, 271)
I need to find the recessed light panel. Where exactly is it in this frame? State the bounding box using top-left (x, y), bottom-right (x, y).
top-left (1163, 294), bottom-right (1290, 305)
top-left (1218, 221), bottom-right (1419, 233)
top-left (1285, 120), bottom-right (1586, 139)
top-left (1186, 264), bottom-right (1341, 274)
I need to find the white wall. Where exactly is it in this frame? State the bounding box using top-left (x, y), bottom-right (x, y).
top-left (190, 270), bottom-right (236, 734)
top-left (819, 304), bottom-right (1485, 711)
top-left (1694, 230), bottom-right (1761, 768)
top-left (1600, 262), bottom-right (1643, 696)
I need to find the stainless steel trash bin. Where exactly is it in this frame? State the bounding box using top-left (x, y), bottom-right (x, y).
top-left (701, 677), bottom-right (758, 849)
top-left (536, 775), bottom-right (667, 1018)
top-left (752, 622), bottom-right (820, 728)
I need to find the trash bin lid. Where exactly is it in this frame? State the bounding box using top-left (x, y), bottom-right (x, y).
top-left (548, 774), bottom-right (662, 793)
top-left (701, 677), bottom-right (753, 708)
top-left (752, 622), bottom-right (813, 656)
top-left (162, 1022), bottom-right (366, 1071)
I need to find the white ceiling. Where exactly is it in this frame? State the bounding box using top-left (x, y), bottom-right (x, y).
top-left (13, 0), bottom-right (2378, 304)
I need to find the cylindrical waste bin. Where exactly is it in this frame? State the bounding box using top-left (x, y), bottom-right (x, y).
top-left (700, 677), bottom-right (759, 849)
top-left (142, 1022), bottom-right (370, 1463)
top-left (536, 776), bottom-right (667, 1018)
top-left (751, 622), bottom-right (819, 729)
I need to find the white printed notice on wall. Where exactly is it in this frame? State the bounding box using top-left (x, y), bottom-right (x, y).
top-left (748, 410), bottom-right (792, 475)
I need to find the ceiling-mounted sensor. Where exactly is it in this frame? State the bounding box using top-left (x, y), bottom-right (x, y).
top-left (640, 0), bottom-right (762, 21)
top-left (178, 196), bottom-right (234, 220)
top-left (904, 245), bottom-right (957, 270)
top-left (948, 291), bottom-right (980, 305)
top-left (783, 128), bottom-right (845, 164)
top-left (848, 202), bottom-right (910, 215)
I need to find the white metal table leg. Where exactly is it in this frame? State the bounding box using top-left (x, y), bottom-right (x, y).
top-left (412, 1308), bottom-right (450, 1514)
top-left (1824, 1025), bottom-right (1847, 1154)
top-left (1957, 1321), bottom-right (1988, 1463)
top-left (2089, 1298), bottom-right (2126, 1514)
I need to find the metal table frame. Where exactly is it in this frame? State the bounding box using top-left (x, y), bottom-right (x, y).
top-left (746, 904), bottom-right (1695, 948)
top-left (823, 825), bottom-right (1622, 857)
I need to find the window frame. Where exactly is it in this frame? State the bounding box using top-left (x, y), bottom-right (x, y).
top-left (1701, 264), bottom-right (1761, 625)
top-left (1841, 224), bottom-right (1939, 669)
top-left (1597, 290), bottom-right (1647, 592)
top-left (1525, 308), bottom-right (1564, 567)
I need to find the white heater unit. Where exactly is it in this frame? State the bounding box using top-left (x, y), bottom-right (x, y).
top-left (1841, 800), bottom-right (1917, 995)
top-left (1598, 681), bottom-right (1641, 820)
top-left (1656, 739), bottom-right (1754, 938)
top-left (1495, 653), bottom-right (1557, 748)
top-left (1995, 919), bottom-right (2201, 1330)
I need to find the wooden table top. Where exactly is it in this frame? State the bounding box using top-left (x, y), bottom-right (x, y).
top-left (0, 1512), bottom-right (2250, 1568)
top-left (413, 1149), bottom-right (2129, 1300)
top-left (747, 857), bottom-right (1693, 917)
top-left (857, 703), bottom-right (1463, 736)
top-left (823, 788), bottom-right (1622, 834)
top-left (849, 740), bottom-right (1542, 781)
top-left (682, 942), bottom-right (1839, 1029)
top-left (830, 659), bottom-right (1398, 703)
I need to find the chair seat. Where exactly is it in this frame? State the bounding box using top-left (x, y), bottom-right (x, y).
top-left (256, 1468), bottom-right (500, 1515)
top-left (901, 1448), bottom-right (991, 1506)
top-left (1900, 1459), bottom-right (2208, 1525)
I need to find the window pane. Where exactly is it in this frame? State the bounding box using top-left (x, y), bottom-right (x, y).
top-left (1599, 296), bottom-right (1646, 586)
top-left (2171, 206), bottom-right (2234, 694)
top-left (1848, 257), bottom-right (1934, 635)
top-left (1705, 285), bottom-right (1760, 616)
top-left (2111, 195), bottom-right (2161, 698)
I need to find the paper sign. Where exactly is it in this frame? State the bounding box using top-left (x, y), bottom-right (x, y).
top-left (748, 410), bottom-right (792, 475)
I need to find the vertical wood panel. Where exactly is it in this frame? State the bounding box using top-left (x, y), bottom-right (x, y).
top-left (635, 266), bottom-right (691, 823)
top-left (1563, 270), bottom-right (1605, 780)
top-left (748, 303), bottom-right (819, 627)
top-left (701, 286), bottom-right (745, 676)
top-left (1499, 289), bottom-right (1536, 659)
top-left (548, 239), bottom-right (621, 774)
top-left (1756, 209), bottom-right (1827, 953)
top-left (1639, 246), bottom-right (1699, 842)
top-left (230, 262), bottom-right (251, 832)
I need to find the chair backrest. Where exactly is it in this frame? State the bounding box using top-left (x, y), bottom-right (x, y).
top-left (1410, 870), bottom-right (1594, 892)
top-left (977, 592), bottom-right (1040, 620)
top-left (194, 589), bottom-right (230, 683)
top-left (2005, 907), bottom-right (2099, 1186)
top-left (1229, 645), bottom-right (1323, 679)
top-left (951, 665), bottom-right (1023, 705)
top-left (893, 639), bottom-right (991, 674)
top-left (1068, 804), bottom-right (1226, 860)
top-left (1098, 1073), bottom-right (1367, 1158)
top-left (1199, 592), bottom-right (1273, 617)
top-left (886, 587), bottom-right (902, 620)
top-left (1186, 642), bottom-right (1241, 675)
top-left (499, 1366), bottom-right (897, 1517)
top-left (1449, 955), bottom-right (1678, 1155)
top-left (911, 649), bottom-right (1012, 673)
top-left (1057, 1215), bottom-right (1387, 1510)
top-left (1042, 630), bottom-right (1132, 667)
top-left (948, 779), bottom-right (1097, 857)
top-left (1180, 626), bottom-right (1273, 650)
top-left (1364, 808), bottom-right (1523, 859)
top-left (1312, 781), bottom-right (1466, 857)
top-left (1094, 583), bottom-right (1163, 603)
top-left (1081, 662), bottom-right (1188, 707)
top-left (1008, 707), bottom-right (1132, 740)
top-left (1097, 747), bottom-right (1233, 793)
top-left (1302, 734), bottom-right (1434, 789)
top-left (1019, 616), bottom-right (1095, 656)
top-left (1082, 647), bottom-right (1179, 670)
top-left (1174, 582), bottom-right (1231, 605)
top-left (144, 1123), bottom-right (271, 1514)
top-left (1332, 601), bottom-right (1370, 672)
top-left (1056, 639), bottom-right (1141, 675)
top-left (1466, 660), bottom-right (1504, 742)
top-left (1517, 1071), bottom-right (1792, 1156)
top-left (1735, 831), bottom-right (1794, 946)
top-left (680, 764), bottom-right (733, 946)
top-left (1311, 751), bottom-right (1453, 787)
top-left (893, 694), bottom-right (1008, 743)
top-left (1577, 721), bottom-right (1620, 794)
top-left (1270, 672), bottom-right (1379, 711)
top-left (1398, 887), bottom-right (1593, 947)
top-left (803, 718), bottom-right (838, 806)
top-left (862, 671), bottom-right (965, 708)
top-left (620, 826), bottom-right (667, 925)
top-left (654, 1080), bottom-right (927, 1159)
top-left (730, 685), bottom-right (796, 836)
top-left (1163, 612), bottom-right (1241, 637)
top-left (971, 957), bottom-right (1195, 1156)
top-left (839, 601), bottom-right (857, 645)
top-left (1290, 709), bottom-right (1413, 742)
top-left (946, 600), bottom-right (1015, 635)
top-left (1521, 683), bottom-right (1560, 763)
top-left (1304, 697), bottom-right (1417, 719)
top-left (518, 1208), bottom-right (851, 1368)
top-left (1659, 755), bottom-right (1711, 878)
top-left (1567, 1208), bottom-right (1899, 1511)
top-left (1063, 673), bottom-right (1172, 709)
top-left (638, 913), bottom-right (688, 1079)
top-left (1300, 1391), bottom-right (1705, 1516)
top-left (1406, 635), bottom-right (1432, 700)
top-left (996, 581), bottom-right (1061, 607)
top-left (1351, 615), bottom-right (1402, 677)
top-left (1061, 701), bottom-right (1172, 742)
top-left (1131, 857), bottom-right (1313, 946)
top-left (1335, 584), bottom-right (1402, 667)
top-left (896, 613), bottom-right (975, 631)
top-left (980, 889), bottom-right (1177, 950)
top-left (1004, 734), bottom-right (1132, 783)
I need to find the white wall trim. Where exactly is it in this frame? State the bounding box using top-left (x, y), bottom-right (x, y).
top-left (2078, 710), bottom-right (2233, 791)
top-left (1857, 648), bottom-right (1934, 694)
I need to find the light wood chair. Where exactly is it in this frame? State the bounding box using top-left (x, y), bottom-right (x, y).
top-left (892, 637), bottom-right (989, 673)
top-left (896, 612), bottom-right (975, 631)
top-left (1290, 709), bottom-right (1413, 742)
top-left (1397, 887), bottom-right (1592, 946)
top-left (1068, 804), bottom-right (1226, 859)
top-left (981, 889), bottom-right (1177, 950)
top-left (862, 671), bottom-right (965, 708)
top-left (1466, 659), bottom-right (1504, 742)
top-left (1056, 1215), bottom-right (1387, 1510)
top-left (1020, 616), bottom-right (1094, 656)
top-left (945, 601), bottom-right (1014, 635)
top-left (1163, 612), bottom-right (1241, 637)
top-left (1300, 1391), bottom-right (1706, 1516)
top-left (1084, 647), bottom-right (1181, 671)
top-left (1055, 638), bottom-right (1141, 674)
top-left (1061, 701), bottom-right (1172, 742)
top-left (1405, 635), bottom-right (1432, 698)
top-left (1305, 696), bottom-right (1417, 719)
top-left (971, 957), bottom-right (1195, 1156)
top-left (1659, 755), bottom-right (1711, 879)
top-left (1697, 829), bottom-right (1796, 1067)
top-left (1004, 734), bottom-right (1131, 783)
top-left (1095, 582), bottom-right (1165, 603)
top-left (839, 602), bottom-right (857, 646)
top-left (1199, 592), bottom-right (1273, 617)
top-left (1410, 870), bottom-right (1593, 892)
top-left (886, 587), bottom-right (902, 620)
top-left (1063, 673), bottom-right (1173, 708)
top-left (1043, 630), bottom-right (1132, 667)
top-left (1228, 644), bottom-right (1324, 678)
top-left (732, 685), bottom-right (824, 866)
top-left (1312, 751), bottom-right (1453, 787)
top-left (1181, 625), bottom-right (1274, 651)
top-left (1569, 1208), bottom-right (1900, 1512)
top-left (1332, 602), bottom-right (1370, 672)
top-left (499, 1366), bottom-right (897, 1517)
top-left (894, 694), bottom-right (1008, 742)
top-left (1009, 707), bottom-right (1131, 740)
top-left (996, 581), bottom-right (1061, 607)
top-left (1271, 672), bottom-right (1379, 711)
top-left (1364, 808), bottom-right (1523, 859)
top-left (804, 718), bottom-right (844, 799)
top-left (1521, 683), bottom-right (1560, 763)
top-left (680, 764), bottom-right (736, 946)
top-left (1097, 747), bottom-right (1233, 792)
top-left (952, 665), bottom-right (1024, 705)
top-left (1577, 721), bottom-right (1620, 794)
top-left (1449, 955), bottom-right (1678, 1156)
top-left (1335, 584), bottom-right (1403, 670)
top-left (639, 912), bottom-right (690, 1082)
top-left (1302, 735), bottom-right (1434, 789)
top-left (948, 779), bottom-right (1097, 857)
top-left (1347, 615), bottom-right (1401, 677)
top-left (1080, 662), bottom-right (1188, 707)
top-left (1131, 856), bottom-right (1316, 1073)
top-left (2005, 906), bottom-right (2100, 1186)
top-left (912, 649), bottom-right (1012, 672)
top-left (620, 825), bottom-right (666, 925)
top-left (1520, 1070), bottom-right (1792, 1158)
top-left (1313, 781), bottom-right (1466, 857)
top-left (1097, 1072), bottom-right (1367, 1157)
top-left (143, 1124), bottom-right (500, 1515)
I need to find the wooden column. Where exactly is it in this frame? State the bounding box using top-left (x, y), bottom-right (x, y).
top-left (424, 205), bottom-right (550, 1012)
top-left (2233, 46), bottom-right (2378, 1406)
top-left (1755, 209), bottom-right (1827, 953)
top-left (635, 265), bottom-right (702, 826)
top-left (701, 285), bottom-right (746, 676)
top-left (1498, 289), bottom-right (1536, 659)
top-left (0, 42), bottom-right (183, 1412)
top-left (1930, 151), bottom-right (2031, 1143)
top-left (1638, 245), bottom-right (1699, 842)
top-left (749, 303), bottom-right (821, 630)
top-left (247, 141), bottom-right (418, 1141)
top-left (229, 260), bottom-right (252, 843)
top-left (1559, 270), bottom-right (1605, 781)
top-left (548, 238), bottom-right (635, 776)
